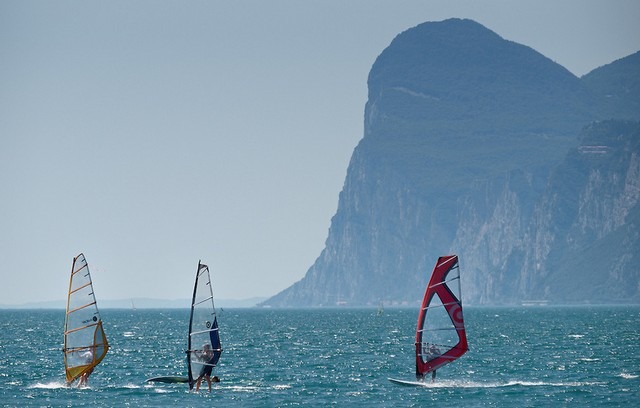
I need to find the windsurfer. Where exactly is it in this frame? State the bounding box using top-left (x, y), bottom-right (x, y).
top-left (77, 348), bottom-right (94, 387)
top-left (428, 344), bottom-right (440, 382)
top-left (194, 344), bottom-right (217, 392)
top-left (393, 256), bottom-right (468, 387)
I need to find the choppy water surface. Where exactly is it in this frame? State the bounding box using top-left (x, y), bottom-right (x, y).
top-left (1, 306), bottom-right (638, 406)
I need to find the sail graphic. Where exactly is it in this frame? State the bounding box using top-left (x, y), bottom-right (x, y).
top-left (415, 255), bottom-right (468, 380)
top-left (186, 261), bottom-right (222, 389)
top-left (63, 253), bottom-right (109, 384)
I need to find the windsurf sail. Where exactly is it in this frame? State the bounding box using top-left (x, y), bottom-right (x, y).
top-left (63, 253), bottom-right (109, 384)
top-left (186, 261), bottom-right (222, 389)
top-left (415, 255), bottom-right (468, 380)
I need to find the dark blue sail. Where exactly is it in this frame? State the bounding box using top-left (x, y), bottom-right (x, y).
top-left (210, 316), bottom-right (222, 366)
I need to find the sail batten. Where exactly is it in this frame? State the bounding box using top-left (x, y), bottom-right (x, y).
top-left (419, 327), bottom-right (460, 332)
top-left (190, 328), bottom-right (218, 336)
top-left (194, 296), bottom-right (214, 306)
top-left (63, 253), bottom-right (109, 384)
top-left (65, 322), bottom-right (100, 335)
top-left (66, 302), bottom-right (97, 315)
top-left (72, 265), bottom-right (88, 274)
top-left (70, 282), bottom-right (92, 294)
top-left (422, 300), bottom-right (461, 311)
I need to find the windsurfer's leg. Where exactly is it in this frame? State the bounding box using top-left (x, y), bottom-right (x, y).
top-left (431, 370), bottom-right (436, 382)
top-left (80, 367), bottom-right (93, 387)
top-left (194, 367), bottom-right (208, 391)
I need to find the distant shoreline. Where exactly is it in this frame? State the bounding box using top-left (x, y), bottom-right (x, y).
top-left (0, 297), bottom-right (267, 310)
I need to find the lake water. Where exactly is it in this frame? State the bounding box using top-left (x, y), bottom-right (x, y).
top-left (1, 306), bottom-right (638, 406)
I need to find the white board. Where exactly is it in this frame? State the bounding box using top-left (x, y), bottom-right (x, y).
top-left (388, 377), bottom-right (430, 387)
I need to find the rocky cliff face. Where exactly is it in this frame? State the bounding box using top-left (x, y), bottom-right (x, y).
top-left (262, 19), bottom-right (640, 307)
top-left (458, 121), bottom-right (640, 304)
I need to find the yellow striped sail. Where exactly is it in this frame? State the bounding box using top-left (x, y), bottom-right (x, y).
top-left (63, 253), bottom-right (109, 384)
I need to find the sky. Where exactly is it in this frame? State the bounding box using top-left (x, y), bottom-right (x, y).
top-left (1, 1), bottom-right (639, 306)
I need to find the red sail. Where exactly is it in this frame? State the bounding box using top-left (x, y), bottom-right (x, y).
top-left (415, 255), bottom-right (468, 379)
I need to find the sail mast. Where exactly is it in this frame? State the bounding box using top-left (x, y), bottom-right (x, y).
top-left (186, 260), bottom-right (201, 388)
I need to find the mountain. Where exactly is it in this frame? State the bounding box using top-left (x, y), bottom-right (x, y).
top-left (581, 51), bottom-right (640, 120)
top-left (262, 19), bottom-right (640, 307)
top-left (522, 121), bottom-right (640, 303)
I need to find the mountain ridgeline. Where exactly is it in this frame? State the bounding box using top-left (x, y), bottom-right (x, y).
top-left (262, 19), bottom-right (640, 307)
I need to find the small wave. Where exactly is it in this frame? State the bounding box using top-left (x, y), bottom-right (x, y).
top-left (578, 357), bottom-right (600, 362)
top-left (568, 334), bottom-right (584, 338)
top-left (228, 385), bottom-right (259, 393)
top-left (271, 384), bottom-right (291, 390)
top-left (30, 381), bottom-right (68, 389)
top-left (502, 380), bottom-right (602, 388)
top-left (619, 373), bottom-right (638, 379)
top-left (406, 380), bottom-right (603, 389)
top-left (346, 391), bottom-right (364, 396)
top-left (123, 332), bottom-right (135, 337)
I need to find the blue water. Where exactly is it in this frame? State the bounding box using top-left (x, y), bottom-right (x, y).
top-left (1, 306), bottom-right (638, 407)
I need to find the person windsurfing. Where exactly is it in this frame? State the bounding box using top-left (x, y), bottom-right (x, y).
top-left (77, 348), bottom-right (94, 387)
top-left (416, 343), bottom-right (441, 382)
top-left (428, 343), bottom-right (440, 382)
top-left (194, 344), bottom-right (218, 392)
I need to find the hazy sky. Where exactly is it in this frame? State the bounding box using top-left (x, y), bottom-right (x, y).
top-left (1, 1), bottom-right (639, 305)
